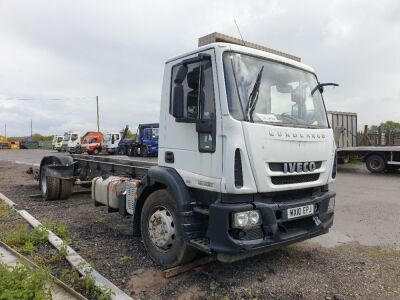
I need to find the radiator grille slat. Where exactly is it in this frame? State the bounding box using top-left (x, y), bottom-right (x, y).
top-left (271, 173), bottom-right (320, 185)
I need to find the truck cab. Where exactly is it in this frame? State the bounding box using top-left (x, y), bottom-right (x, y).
top-left (103, 132), bottom-right (122, 154)
top-left (155, 33), bottom-right (337, 262)
top-left (81, 131), bottom-right (103, 155)
top-left (52, 135), bottom-right (64, 151)
top-left (62, 131), bottom-right (81, 153)
top-left (135, 124), bottom-right (159, 157)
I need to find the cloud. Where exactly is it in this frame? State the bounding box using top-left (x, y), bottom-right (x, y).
top-left (0, 0), bottom-right (399, 136)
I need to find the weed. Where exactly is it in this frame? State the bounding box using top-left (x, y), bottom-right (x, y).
top-left (1, 224), bottom-right (48, 255)
top-left (371, 246), bottom-right (400, 258)
top-left (119, 255), bottom-right (131, 263)
top-left (48, 243), bottom-right (69, 264)
top-left (0, 201), bottom-right (11, 217)
top-left (0, 261), bottom-right (53, 300)
top-left (61, 268), bottom-right (114, 300)
top-left (94, 217), bottom-right (106, 223)
top-left (42, 219), bottom-right (72, 244)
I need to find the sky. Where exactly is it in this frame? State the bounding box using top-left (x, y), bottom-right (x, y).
top-left (1, 0), bottom-right (399, 137)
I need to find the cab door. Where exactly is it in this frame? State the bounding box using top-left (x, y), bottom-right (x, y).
top-left (159, 49), bottom-right (222, 192)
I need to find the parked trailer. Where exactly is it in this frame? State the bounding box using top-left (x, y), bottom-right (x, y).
top-left (337, 146), bottom-right (400, 173)
top-left (38, 32), bottom-right (338, 268)
top-left (328, 111), bottom-right (400, 172)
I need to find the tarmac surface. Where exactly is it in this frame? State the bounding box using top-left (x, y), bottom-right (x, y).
top-left (1, 149), bottom-right (399, 250)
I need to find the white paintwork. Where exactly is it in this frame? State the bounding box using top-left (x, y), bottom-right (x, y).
top-left (103, 132), bottom-right (121, 153)
top-left (158, 42), bottom-right (336, 194)
top-left (62, 131), bottom-right (81, 150)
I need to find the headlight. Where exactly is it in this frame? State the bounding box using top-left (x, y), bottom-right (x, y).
top-left (328, 197), bottom-right (335, 213)
top-left (232, 210), bottom-right (261, 228)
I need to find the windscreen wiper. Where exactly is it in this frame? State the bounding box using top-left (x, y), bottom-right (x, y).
top-left (245, 66), bottom-right (264, 122)
top-left (311, 82), bottom-right (339, 96)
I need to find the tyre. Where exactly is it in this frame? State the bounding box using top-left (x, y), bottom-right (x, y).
top-left (141, 146), bottom-right (149, 157)
top-left (366, 154), bottom-right (386, 173)
top-left (140, 190), bottom-right (198, 267)
top-left (40, 166), bottom-right (60, 200)
top-left (59, 179), bottom-right (73, 200)
top-left (127, 147), bottom-right (133, 157)
top-left (93, 148), bottom-right (99, 155)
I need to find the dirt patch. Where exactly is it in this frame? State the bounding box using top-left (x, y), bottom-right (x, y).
top-left (1, 161), bottom-right (400, 299)
top-left (128, 268), bottom-right (167, 298)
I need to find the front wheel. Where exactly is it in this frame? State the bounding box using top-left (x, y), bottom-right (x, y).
top-left (140, 190), bottom-right (197, 267)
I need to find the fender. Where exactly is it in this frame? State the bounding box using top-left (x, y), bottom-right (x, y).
top-left (135, 166), bottom-right (205, 239)
top-left (137, 166), bottom-right (192, 212)
top-left (39, 155), bottom-right (75, 180)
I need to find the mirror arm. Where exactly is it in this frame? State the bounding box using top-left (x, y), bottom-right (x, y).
top-left (311, 82), bottom-right (339, 95)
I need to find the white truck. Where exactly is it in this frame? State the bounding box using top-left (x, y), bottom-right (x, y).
top-left (38, 33), bottom-right (338, 267)
top-left (102, 132), bottom-right (122, 154)
top-left (52, 135), bottom-right (64, 151)
top-left (61, 131), bottom-right (81, 153)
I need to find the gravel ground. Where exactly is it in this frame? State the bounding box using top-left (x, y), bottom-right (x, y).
top-left (1, 160), bottom-right (400, 299)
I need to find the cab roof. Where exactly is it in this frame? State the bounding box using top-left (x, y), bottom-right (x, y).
top-left (166, 33), bottom-right (314, 73)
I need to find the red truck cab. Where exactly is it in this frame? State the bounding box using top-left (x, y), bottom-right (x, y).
top-left (81, 131), bottom-right (103, 155)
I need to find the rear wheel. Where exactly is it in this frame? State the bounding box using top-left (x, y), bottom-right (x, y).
top-left (366, 155), bottom-right (386, 173)
top-left (141, 146), bottom-right (149, 157)
top-left (127, 146), bottom-right (133, 157)
top-left (140, 190), bottom-right (197, 267)
top-left (59, 179), bottom-right (73, 200)
top-left (40, 166), bottom-right (60, 200)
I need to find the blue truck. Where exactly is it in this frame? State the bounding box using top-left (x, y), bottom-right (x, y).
top-left (126, 123), bottom-right (159, 157)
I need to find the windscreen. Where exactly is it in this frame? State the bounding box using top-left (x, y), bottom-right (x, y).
top-left (223, 52), bottom-right (328, 128)
top-left (63, 134), bottom-right (71, 141)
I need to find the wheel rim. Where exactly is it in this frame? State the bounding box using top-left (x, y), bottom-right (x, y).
top-left (370, 159), bottom-right (382, 170)
top-left (40, 169), bottom-right (47, 195)
top-left (148, 207), bottom-right (176, 250)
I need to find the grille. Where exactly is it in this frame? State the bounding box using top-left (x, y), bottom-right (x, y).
top-left (242, 227), bottom-right (264, 240)
top-left (271, 173), bottom-right (320, 185)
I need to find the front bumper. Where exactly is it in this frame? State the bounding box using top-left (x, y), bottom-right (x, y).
top-left (207, 190), bottom-right (335, 254)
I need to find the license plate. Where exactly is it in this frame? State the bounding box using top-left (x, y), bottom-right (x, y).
top-left (287, 204), bottom-right (314, 219)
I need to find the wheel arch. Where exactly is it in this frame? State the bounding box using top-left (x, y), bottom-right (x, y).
top-left (134, 166), bottom-right (194, 237)
top-left (39, 155), bottom-right (75, 181)
top-left (362, 151), bottom-right (388, 162)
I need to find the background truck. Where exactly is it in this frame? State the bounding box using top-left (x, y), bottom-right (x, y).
top-left (127, 123), bottom-right (159, 157)
top-left (61, 131), bottom-right (81, 153)
top-left (103, 132), bottom-right (122, 154)
top-left (52, 135), bottom-right (64, 151)
top-left (81, 131), bottom-right (103, 155)
top-left (38, 32), bottom-right (337, 268)
top-left (328, 111), bottom-right (400, 173)
top-left (0, 136), bottom-right (11, 149)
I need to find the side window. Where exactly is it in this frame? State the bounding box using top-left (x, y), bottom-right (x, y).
top-left (199, 59), bottom-right (215, 120)
top-left (170, 57), bottom-right (215, 121)
top-left (71, 134), bottom-right (78, 141)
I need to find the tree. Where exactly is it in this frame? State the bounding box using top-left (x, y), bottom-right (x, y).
top-left (369, 121), bottom-right (400, 133)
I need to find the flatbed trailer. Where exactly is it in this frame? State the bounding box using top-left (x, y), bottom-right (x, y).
top-left (338, 146), bottom-right (400, 173)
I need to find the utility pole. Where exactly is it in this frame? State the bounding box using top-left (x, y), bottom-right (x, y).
top-left (4, 123), bottom-right (6, 138)
top-left (30, 120), bottom-right (33, 139)
top-left (96, 96), bottom-right (100, 132)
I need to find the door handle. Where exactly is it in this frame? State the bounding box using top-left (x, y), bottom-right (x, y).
top-left (165, 151), bottom-right (174, 163)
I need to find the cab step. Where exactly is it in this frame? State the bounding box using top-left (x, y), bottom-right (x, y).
top-left (189, 237), bottom-right (211, 254)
